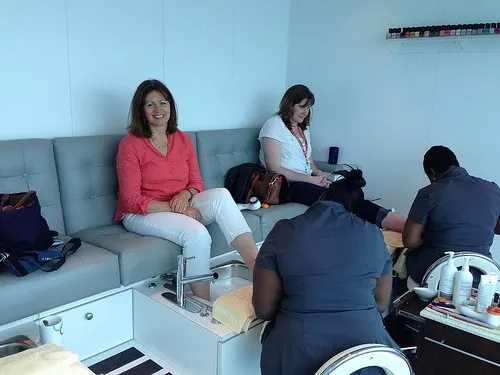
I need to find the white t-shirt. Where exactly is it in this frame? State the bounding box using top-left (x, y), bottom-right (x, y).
top-left (258, 115), bottom-right (312, 175)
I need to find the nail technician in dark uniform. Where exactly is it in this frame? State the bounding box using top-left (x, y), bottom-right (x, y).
top-left (253, 169), bottom-right (398, 375)
top-left (403, 146), bottom-right (500, 284)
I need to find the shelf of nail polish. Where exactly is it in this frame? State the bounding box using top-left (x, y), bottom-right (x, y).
top-left (386, 23), bottom-right (500, 39)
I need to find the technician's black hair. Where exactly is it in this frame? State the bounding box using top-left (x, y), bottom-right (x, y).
top-left (423, 146), bottom-right (459, 176)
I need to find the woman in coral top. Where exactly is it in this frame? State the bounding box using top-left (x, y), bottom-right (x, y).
top-left (115, 79), bottom-right (259, 300)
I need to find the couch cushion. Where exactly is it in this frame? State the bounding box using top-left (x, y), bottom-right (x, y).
top-left (74, 224), bottom-right (180, 286)
top-left (207, 211), bottom-right (263, 257)
top-left (52, 135), bottom-right (123, 235)
top-left (0, 139), bottom-right (65, 235)
top-left (246, 203), bottom-right (308, 238)
top-left (196, 128), bottom-right (260, 189)
top-left (0, 240), bottom-right (120, 326)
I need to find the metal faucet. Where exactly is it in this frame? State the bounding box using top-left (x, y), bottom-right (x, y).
top-left (176, 255), bottom-right (215, 307)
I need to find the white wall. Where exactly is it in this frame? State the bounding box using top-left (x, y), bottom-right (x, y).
top-left (287, 0), bottom-right (500, 259)
top-left (0, 0), bottom-right (289, 138)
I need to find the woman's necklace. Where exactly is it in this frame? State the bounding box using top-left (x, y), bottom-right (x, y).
top-left (150, 136), bottom-right (168, 151)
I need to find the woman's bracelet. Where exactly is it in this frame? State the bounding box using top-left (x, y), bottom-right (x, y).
top-left (186, 189), bottom-right (194, 201)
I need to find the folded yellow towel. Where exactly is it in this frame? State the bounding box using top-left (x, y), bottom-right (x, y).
top-left (213, 285), bottom-right (256, 334)
top-left (0, 343), bottom-right (92, 375)
top-left (381, 229), bottom-right (404, 249)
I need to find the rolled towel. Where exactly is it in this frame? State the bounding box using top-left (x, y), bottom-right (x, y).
top-left (0, 343), bottom-right (83, 375)
top-left (213, 285), bottom-right (256, 334)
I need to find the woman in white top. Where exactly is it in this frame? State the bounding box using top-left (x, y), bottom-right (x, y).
top-left (259, 84), bottom-right (406, 231)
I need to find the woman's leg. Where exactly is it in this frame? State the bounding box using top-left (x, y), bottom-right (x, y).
top-left (191, 188), bottom-right (258, 271)
top-left (289, 181), bottom-right (326, 206)
top-left (354, 200), bottom-right (407, 232)
top-left (123, 212), bottom-right (212, 299)
top-left (380, 212), bottom-right (407, 233)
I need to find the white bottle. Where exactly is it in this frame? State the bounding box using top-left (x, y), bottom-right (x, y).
top-left (439, 251), bottom-right (456, 300)
top-left (476, 273), bottom-right (499, 313)
top-left (452, 257), bottom-right (473, 306)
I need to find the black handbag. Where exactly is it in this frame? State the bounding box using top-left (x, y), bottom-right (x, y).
top-left (0, 191), bottom-right (54, 255)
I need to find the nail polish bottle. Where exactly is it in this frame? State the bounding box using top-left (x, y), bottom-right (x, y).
top-left (454, 25), bottom-right (461, 36)
top-left (478, 23), bottom-right (484, 35)
top-left (410, 27), bottom-right (416, 38)
top-left (414, 27), bottom-right (420, 38)
top-left (496, 22), bottom-right (500, 34)
top-left (395, 27), bottom-right (401, 39)
top-left (466, 24), bottom-right (472, 35)
top-left (424, 27), bottom-right (430, 38)
top-left (490, 22), bottom-right (496, 35)
top-left (485, 23), bottom-right (491, 35)
top-left (432, 26), bottom-right (439, 37)
top-left (405, 27), bottom-right (411, 38)
top-left (461, 25), bottom-right (467, 36)
top-left (439, 26), bottom-right (445, 37)
top-left (444, 25), bottom-right (451, 36)
top-left (472, 24), bottom-right (478, 35)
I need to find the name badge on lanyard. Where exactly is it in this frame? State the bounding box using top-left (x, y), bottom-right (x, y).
top-left (291, 127), bottom-right (310, 174)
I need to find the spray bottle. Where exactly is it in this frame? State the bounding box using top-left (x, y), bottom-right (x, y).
top-left (439, 251), bottom-right (456, 300)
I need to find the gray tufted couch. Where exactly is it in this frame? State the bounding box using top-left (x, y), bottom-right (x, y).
top-left (0, 128), bottom-right (340, 326)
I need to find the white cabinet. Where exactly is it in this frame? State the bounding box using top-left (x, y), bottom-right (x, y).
top-left (55, 290), bottom-right (133, 360)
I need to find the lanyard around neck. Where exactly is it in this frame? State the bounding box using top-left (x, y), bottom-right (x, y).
top-left (291, 127), bottom-right (308, 159)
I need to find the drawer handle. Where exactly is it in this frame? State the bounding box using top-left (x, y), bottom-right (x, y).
top-left (424, 337), bottom-right (499, 367)
top-left (85, 312), bottom-right (94, 320)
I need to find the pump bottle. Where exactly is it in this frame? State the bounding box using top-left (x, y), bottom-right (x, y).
top-left (452, 257), bottom-right (473, 306)
top-left (439, 251), bottom-right (456, 300)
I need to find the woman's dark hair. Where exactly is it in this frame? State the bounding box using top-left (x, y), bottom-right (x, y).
top-left (423, 146), bottom-right (460, 176)
top-left (127, 79), bottom-right (178, 137)
top-left (277, 84), bottom-right (315, 130)
top-left (322, 168), bottom-right (366, 212)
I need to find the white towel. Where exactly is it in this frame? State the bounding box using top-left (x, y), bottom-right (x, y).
top-left (0, 343), bottom-right (93, 375)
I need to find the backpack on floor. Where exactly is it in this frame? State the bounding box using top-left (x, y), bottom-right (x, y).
top-left (225, 163), bottom-right (265, 203)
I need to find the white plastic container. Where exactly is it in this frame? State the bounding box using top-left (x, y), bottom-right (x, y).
top-left (476, 273), bottom-right (498, 313)
top-left (458, 305), bottom-right (500, 328)
top-left (452, 257), bottom-right (473, 306)
top-left (38, 315), bottom-right (63, 346)
top-left (439, 251), bottom-right (456, 300)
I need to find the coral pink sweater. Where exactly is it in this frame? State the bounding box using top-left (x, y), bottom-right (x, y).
top-left (114, 131), bottom-right (204, 220)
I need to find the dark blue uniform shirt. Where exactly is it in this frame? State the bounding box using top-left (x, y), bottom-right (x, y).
top-left (407, 167), bottom-right (500, 282)
top-left (257, 201), bottom-right (396, 375)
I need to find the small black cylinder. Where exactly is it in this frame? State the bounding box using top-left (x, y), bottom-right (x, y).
top-left (328, 146), bottom-right (339, 164)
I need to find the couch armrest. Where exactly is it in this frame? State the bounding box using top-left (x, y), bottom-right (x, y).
top-left (314, 161), bottom-right (349, 175)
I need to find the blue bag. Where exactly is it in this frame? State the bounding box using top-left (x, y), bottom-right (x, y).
top-left (0, 238), bottom-right (81, 277)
